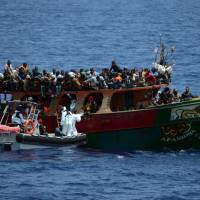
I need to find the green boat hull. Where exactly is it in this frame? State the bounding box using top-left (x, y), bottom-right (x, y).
top-left (84, 99), bottom-right (200, 150)
top-left (85, 124), bottom-right (200, 150)
top-left (85, 127), bottom-right (161, 150)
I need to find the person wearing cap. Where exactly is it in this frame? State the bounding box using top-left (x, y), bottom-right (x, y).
top-left (11, 108), bottom-right (25, 126)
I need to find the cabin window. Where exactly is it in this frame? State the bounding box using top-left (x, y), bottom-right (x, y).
top-left (110, 89), bottom-right (156, 111)
top-left (110, 91), bottom-right (135, 112)
top-left (83, 93), bottom-right (103, 113)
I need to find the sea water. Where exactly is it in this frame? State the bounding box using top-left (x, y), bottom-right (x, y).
top-left (0, 0), bottom-right (200, 199)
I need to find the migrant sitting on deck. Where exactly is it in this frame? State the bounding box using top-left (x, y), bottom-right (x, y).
top-left (0, 59), bottom-right (172, 93)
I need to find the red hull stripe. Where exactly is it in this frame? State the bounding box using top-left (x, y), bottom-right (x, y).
top-left (77, 109), bottom-right (156, 133)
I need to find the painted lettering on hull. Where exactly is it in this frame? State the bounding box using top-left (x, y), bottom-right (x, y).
top-left (161, 123), bottom-right (195, 142)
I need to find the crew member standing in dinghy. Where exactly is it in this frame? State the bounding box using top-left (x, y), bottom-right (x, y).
top-left (62, 111), bottom-right (83, 137)
top-left (55, 106), bottom-right (83, 137)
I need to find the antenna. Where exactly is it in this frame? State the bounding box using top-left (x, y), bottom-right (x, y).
top-left (159, 34), bottom-right (162, 47)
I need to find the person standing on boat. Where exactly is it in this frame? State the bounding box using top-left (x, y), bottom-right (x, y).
top-left (18, 63), bottom-right (29, 80)
top-left (11, 108), bottom-right (25, 126)
top-left (55, 106), bottom-right (68, 136)
top-left (60, 106), bottom-right (67, 127)
top-left (62, 111), bottom-right (83, 137)
top-left (144, 69), bottom-right (156, 85)
top-left (4, 60), bottom-right (15, 78)
top-left (70, 113), bottom-right (83, 136)
top-left (109, 60), bottom-right (122, 73)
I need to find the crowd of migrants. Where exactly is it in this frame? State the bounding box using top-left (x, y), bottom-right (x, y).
top-left (0, 60), bottom-right (172, 94)
top-left (152, 86), bottom-right (195, 106)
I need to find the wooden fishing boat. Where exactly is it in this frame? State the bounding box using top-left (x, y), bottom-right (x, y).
top-left (3, 84), bottom-right (200, 150)
top-left (1, 41), bottom-right (200, 150)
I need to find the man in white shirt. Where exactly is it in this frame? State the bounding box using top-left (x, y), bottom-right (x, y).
top-left (11, 110), bottom-right (25, 126)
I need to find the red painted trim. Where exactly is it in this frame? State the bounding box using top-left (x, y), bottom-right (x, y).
top-left (60, 84), bottom-right (165, 95)
top-left (76, 109), bottom-right (156, 134)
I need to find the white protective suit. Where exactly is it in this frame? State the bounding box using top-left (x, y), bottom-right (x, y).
top-left (60, 107), bottom-right (67, 127)
top-left (62, 112), bottom-right (83, 137)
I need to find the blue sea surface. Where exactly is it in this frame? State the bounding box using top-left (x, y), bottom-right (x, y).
top-left (1, 147), bottom-right (200, 200)
top-left (0, 0), bottom-right (200, 199)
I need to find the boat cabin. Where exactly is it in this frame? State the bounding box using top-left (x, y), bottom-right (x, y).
top-left (3, 84), bottom-right (163, 115)
top-left (0, 84), bottom-right (164, 132)
top-left (56, 85), bottom-right (162, 115)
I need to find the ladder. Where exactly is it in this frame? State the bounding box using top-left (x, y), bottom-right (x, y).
top-left (26, 104), bottom-right (40, 134)
top-left (0, 105), bottom-right (9, 124)
top-left (27, 104), bottom-right (40, 124)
